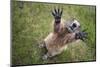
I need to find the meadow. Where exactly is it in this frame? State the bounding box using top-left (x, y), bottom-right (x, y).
top-left (12, 1), bottom-right (96, 65)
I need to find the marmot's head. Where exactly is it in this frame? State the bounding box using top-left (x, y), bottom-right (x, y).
top-left (65, 18), bottom-right (80, 33)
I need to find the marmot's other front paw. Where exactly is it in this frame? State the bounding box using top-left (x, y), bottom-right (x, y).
top-left (75, 30), bottom-right (87, 41)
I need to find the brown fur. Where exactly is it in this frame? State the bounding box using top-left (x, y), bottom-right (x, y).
top-left (40, 19), bottom-right (77, 59)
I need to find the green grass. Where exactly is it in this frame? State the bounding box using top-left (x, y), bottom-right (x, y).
top-left (12, 1), bottom-right (96, 65)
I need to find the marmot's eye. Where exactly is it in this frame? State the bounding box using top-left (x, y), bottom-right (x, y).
top-left (72, 23), bottom-right (77, 28)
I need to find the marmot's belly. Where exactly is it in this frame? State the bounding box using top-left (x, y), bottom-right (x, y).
top-left (44, 33), bottom-right (68, 53)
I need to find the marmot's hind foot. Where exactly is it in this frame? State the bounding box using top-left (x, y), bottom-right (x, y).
top-left (42, 54), bottom-right (48, 60)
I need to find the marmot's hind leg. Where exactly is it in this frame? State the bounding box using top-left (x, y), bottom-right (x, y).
top-left (42, 50), bottom-right (62, 60)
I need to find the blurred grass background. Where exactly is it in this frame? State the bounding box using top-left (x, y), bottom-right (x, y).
top-left (12, 1), bottom-right (96, 65)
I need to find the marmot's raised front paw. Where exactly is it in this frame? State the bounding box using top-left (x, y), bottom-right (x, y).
top-left (52, 8), bottom-right (63, 23)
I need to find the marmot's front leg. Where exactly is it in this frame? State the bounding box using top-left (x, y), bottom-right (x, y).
top-left (52, 8), bottom-right (63, 33)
